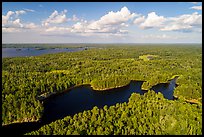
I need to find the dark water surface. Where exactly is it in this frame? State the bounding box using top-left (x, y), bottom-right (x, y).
top-left (41, 81), bottom-right (146, 124)
top-left (2, 47), bottom-right (85, 58)
top-left (2, 79), bottom-right (177, 135)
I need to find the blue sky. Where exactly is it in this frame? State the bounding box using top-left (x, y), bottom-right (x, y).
top-left (2, 2), bottom-right (202, 43)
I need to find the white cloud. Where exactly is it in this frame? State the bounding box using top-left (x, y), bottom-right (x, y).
top-left (133, 11), bottom-right (202, 33)
top-left (3, 21), bottom-right (39, 33)
top-left (42, 19), bottom-right (128, 37)
top-left (2, 10), bottom-right (39, 33)
top-left (3, 18), bottom-right (23, 29)
top-left (42, 10), bottom-right (68, 26)
top-left (3, 7), bottom-right (136, 35)
top-left (44, 7), bottom-right (137, 35)
top-left (41, 20), bottom-right (87, 35)
top-left (71, 22), bottom-right (86, 32)
top-left (23, 8), bottom-right (35, 12)
top-left (120, 23), bottom-right (128, 27)
top-left (45, 26), bottom-right (71, 32)
top-left (142, 34), bottom-right (173, 39)
top-left (12, 19), bottom-right (23, 28)
top-left (160, 24), bottom-right (193, 32)
top-left (15, 10), bottom-right (26, 16)
top-left (119, 29), bottom-right (128, 33)
top-left (139, 12), bottom-right (166, 29)
top-left (133, 16), bottom-right (145, 24)
top-left (2, 11), bottom-right (15, 26)
top-left (190, 6), bottom-right (202, 10)
top-left (24, 23), bottom-right (38, 29)
top-left (88, 6), bottom-right (137, 29)
top-left (98, 6), bottom-right (137, 25)
top-left (2, 9), bottom-right (34, 27)
top-left (72, 15), bottom-right (79, 21)
top-left (85, 6), bottom-right (137, 34)
top-left (190, 2), bottom-right (198, 4)
top-left (160, 12), bottom-right (202, 32)
top-left (2, 28), bottom-right (21, 33)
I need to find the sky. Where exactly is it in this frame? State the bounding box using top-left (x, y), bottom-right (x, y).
top-left (2, 2), bottom-right (202, 43)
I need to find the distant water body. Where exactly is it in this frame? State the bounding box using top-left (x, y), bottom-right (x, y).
top-left (2, 47), bottom-right (85, 58)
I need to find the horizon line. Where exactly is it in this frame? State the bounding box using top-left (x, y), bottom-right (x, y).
top-left (2, 43), bottom-right (202, 44)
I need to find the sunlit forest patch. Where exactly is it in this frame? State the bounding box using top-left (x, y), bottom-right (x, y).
top-left (139, 54), bottom-right (159, 61)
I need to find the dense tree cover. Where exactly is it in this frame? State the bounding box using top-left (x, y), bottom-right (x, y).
top-left (2, 45), bottom-right (202, 128)
top-left (27, 91), bottom-right (202, 135)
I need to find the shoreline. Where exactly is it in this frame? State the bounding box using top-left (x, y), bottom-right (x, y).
top-left (3, 79), bottom-right (201, 127)
top-left (37, 81), bottom-right (134, 101)
top-left (36, 78), bottom-right (179, 101)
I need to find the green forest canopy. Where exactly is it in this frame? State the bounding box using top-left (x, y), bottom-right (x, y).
top-left (2, 44), bottom-right (202, 135)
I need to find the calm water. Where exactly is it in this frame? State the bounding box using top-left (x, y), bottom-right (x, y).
top-left (2, 47), bottom-right (85, 58)
top-left (2, 79), bottom-right (177, 135)
top-left (41, 79), bottom-right (177, 124)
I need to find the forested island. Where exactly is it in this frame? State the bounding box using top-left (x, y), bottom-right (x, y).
top-left (2, 44), bottom-right (202, 135)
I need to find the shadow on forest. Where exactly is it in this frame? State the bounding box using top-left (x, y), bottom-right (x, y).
top-left (1, 121), bottom-right (41, 135)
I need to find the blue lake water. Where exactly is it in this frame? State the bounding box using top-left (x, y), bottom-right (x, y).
top-left (2, 48), bottom-right (85, 58)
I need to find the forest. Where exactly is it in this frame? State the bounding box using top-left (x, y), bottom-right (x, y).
top-left (27, 91), bottom-right (202, 135)
top-left (2, 44), bottom-right (202, 135)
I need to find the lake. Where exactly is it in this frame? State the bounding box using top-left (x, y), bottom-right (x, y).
top-left (2, 47), bottom-right (85, 58)
top-left (41, 79), bottom-right (178, 124)
top-left (2, 79), bottom-right (178, 135)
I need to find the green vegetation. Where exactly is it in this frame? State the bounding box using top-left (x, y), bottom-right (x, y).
top-left (139, 54), bottom-right (158, 61)
top-left (27, 91), bottom-right (202, 135)
top-left (2, 44), bottom-right (202, 135)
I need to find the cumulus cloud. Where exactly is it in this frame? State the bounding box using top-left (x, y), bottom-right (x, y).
top-left (2, 11), bottom-right (15, 26)
top-left (139, 12), bottom-right (166, 29)
top-left (71, 22), bottom-right (86, 33)
top-left (160, 12), bottom-right (202, 32)
top-left (2, 9), bottom-right (35, 27)
top-left (87, 6), bottom-right (137, 30)
top-left (24, 23), bottom-right (38, 29)
top-left (12, 19), bottom-right (23, 28)
top-left (93, 6), bottom-right (136, 26)
top-left (42, 19), bottom-right (86, 35)
top-left (2, 10), bottom-right (39, 33)
top-left (3, 20), bottom-right (39, 33)
top-left (3, 6), bottom-right (202, 36)
top-left (85, 6), bottom-right (137, 34)
top-left (42, 10), bottom-right (68, 26)
top-left (44, 7), bottom-right (136, 35)
top-left (190, 6), bottom-right (202, 10)
top-left (133, 11), bottom-right (202, 33)
top-left (133, 16), bottom-right (145, 24)
top-left (2, 11), bottom-right (24, 29)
